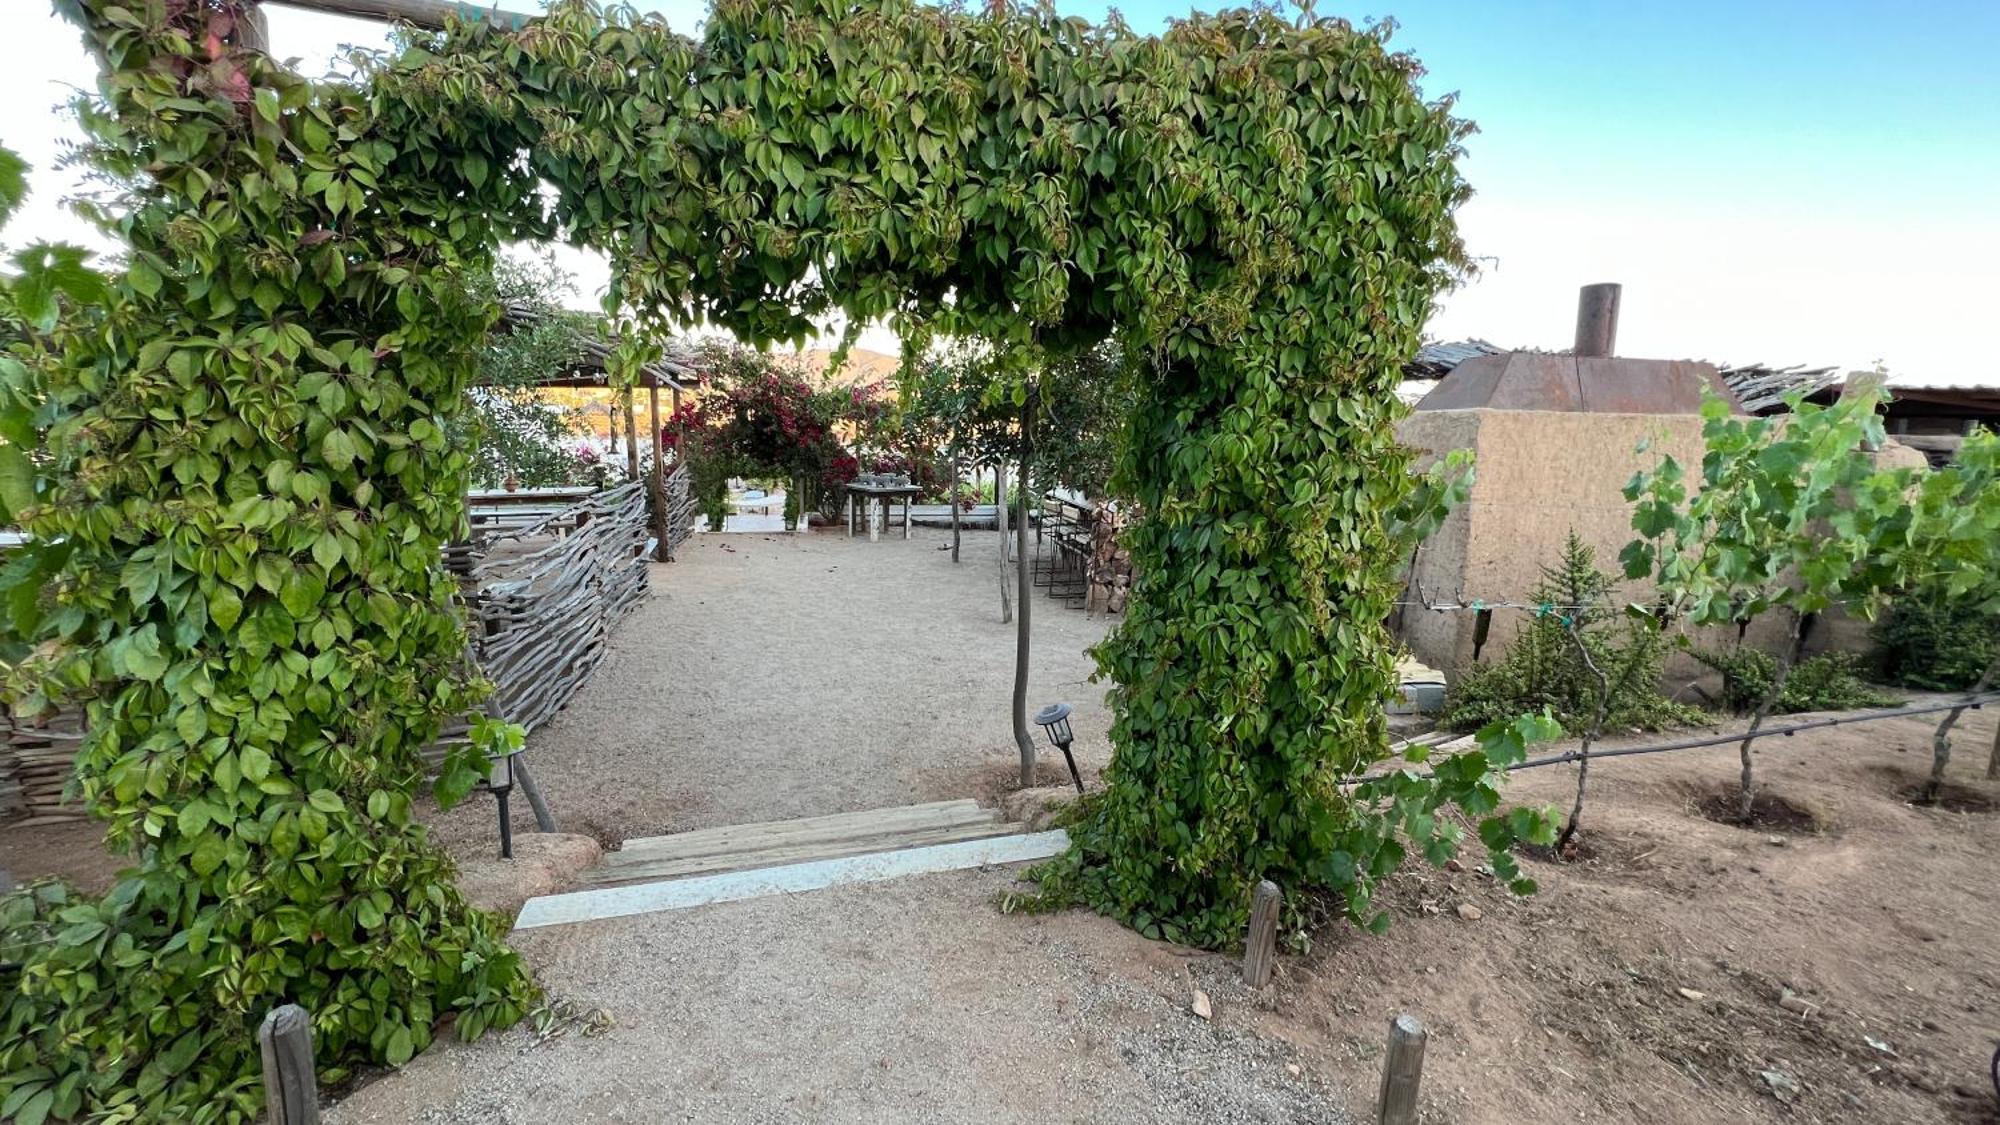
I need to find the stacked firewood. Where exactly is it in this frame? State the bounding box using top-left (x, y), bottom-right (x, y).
top-left (0, 716), bottom-right (88, 824)
top-left (1084, 505), bottom-right (1134, 616)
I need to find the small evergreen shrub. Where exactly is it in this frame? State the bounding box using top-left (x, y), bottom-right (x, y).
top-left (1870, 597), bottom-right (1998, 691)
top-left (1692, 648), bottom-right (1900, 714)
top-left (1441, 534), bottom-right (1704, 733)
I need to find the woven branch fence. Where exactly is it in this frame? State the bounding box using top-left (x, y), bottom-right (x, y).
top-left (2, 480), bottom-right (665, 823)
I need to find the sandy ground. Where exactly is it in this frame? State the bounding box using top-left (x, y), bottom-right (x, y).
top-left (425, 525), bottom-right (1114, 854)
top-left (1283, 705), bottom-right (2000, 1125)
top-left (326, 867), bottom-right (1353, 1125)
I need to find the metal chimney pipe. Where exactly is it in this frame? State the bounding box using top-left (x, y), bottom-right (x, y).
top-left (1573, 283), bottom-right (1622, 358)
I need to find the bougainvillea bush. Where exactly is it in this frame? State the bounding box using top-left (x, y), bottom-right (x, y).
top-left (2, 0), bottom-right (1559, 1114)
top-left (667, 344), bottom-right (886, 525)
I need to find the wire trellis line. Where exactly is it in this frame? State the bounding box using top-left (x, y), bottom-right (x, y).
top-left (1507, 693), bottom-right (2000, 773)
top-left (1365, 692), bottom-right (2000, 785)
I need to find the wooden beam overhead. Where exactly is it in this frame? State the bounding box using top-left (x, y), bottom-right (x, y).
top-left (259, 0), bottom-right (535, 32)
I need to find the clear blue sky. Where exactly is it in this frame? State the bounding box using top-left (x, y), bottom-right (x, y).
top-left (7, 0), bottom-right (1996, 380)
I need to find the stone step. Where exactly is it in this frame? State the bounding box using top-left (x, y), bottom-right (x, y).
top-left (584, 799), bottom-right (1006, 887)
top-left (515, 829), bottom-right (1071, 931)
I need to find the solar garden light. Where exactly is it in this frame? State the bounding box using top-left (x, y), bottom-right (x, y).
top-left (1034, 702), bottom-right (1084, 793)
top-left (481, 741), bottom-right (523, 860)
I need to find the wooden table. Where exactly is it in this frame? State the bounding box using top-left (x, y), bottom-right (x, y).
top-left (466, 486), bottom-right (601, 541)
top-left (845, 483), bottom-right (924, 541)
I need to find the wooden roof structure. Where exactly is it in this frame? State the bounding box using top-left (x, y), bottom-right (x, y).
top-left (498, 302), bottom-right (699, 392)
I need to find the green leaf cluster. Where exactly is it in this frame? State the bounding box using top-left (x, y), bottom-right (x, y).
top-left (370, 0), bottom-right (1480, 948)
top-left (0, 6), bottom-right (537, 1118)
top-left (1690, 648), bottom-right (1900, 715)
top-left (1620, 387), bottom-right (1906, 624)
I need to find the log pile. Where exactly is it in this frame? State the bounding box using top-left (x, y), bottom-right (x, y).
top-left (0, 719), bottom-right (88, 824)
top-left (2, 483), bottom-right (657, 824)
top-left (1083, 505), bottom-right (1134, 616)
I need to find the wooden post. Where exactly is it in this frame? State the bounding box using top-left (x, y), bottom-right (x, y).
top-left (1243, 879), bottom-right (1280, 987)
top-left (648, 382), bottom-right (664, 474)
top-left (622, 390), bottom-right (640, 480)
top-left (259, 1005), bottom-right (320, 1125)
top-left (261, 0), bottom-right (533, 31)
top-left (948, 448), bottom-right (961, 562)
top-left (1376, 1014), bottom-right (1426, 1125)
top-left (1987, 713), bottom-right (2000, 781)
top-left (236, 4), bottom-right (271, 52)
top-left (514, 756), bottom-right (556, 833)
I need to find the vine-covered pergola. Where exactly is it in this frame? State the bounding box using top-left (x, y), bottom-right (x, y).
top-left (1, 0), bottom-right (1549, 1116)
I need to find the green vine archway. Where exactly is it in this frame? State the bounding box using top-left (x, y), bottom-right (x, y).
top-left (0, 0), bottom-right (1546, 1116)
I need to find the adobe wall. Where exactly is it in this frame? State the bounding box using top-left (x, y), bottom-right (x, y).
top-left (1394, 409), bottom-right (1927, 681)
top-left (1396, 409), bottom-right (1708, 675)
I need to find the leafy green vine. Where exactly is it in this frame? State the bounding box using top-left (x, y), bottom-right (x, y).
top-left (0, 0), bottom-right (1543, 1113)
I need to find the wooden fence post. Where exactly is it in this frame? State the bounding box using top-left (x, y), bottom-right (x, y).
top-left (1376, 1013), bottom-right (1426, 1125)
top-left (1243, 879), bottom-right (1279, 988)
top-left (259, 1004), bottom-right (320, 1125)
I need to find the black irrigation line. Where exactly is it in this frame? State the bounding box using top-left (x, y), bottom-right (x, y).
top-left (1506, 693), bottom-right (2000, 773)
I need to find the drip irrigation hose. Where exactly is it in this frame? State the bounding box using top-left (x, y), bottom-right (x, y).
top-left (1364, 692), bottom-right (2000, 784)
top-left (1506, 693), bottom-right (2000, 773)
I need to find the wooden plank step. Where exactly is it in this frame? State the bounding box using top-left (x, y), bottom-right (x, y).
top-left (518, 829), bottom-right (1072, 930)
top-left (585, 817), bottom-right (1019, 887)
top-left (600, 799), bottom-right (993, 871)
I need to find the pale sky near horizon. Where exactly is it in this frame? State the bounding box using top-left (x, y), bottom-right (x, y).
top-left (4, 1), bottom-right (1995, 385)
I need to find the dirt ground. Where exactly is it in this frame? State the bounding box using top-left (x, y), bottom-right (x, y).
top-left (326, 866), bottom-right (1355, 1125)
top-left (421, 524), bottom-right (1115, 856)
top-left (1271, 706), bottom-right (2000, 1125)
top-left (8, 527), bottom-right (2000, 1123)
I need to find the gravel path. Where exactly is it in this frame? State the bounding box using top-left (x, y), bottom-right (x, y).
top-left (325, 867), bottom-right (1353, 1124)
top-left (427, 525), bottom-right (1115, 852)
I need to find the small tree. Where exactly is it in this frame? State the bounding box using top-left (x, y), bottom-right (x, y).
top-left (1878, 429), bottom-right (2000, 798)
top-left (1439, 532), bottom-right (1697, 853)
top-left (1621, 387), bottom-right (1906, 822)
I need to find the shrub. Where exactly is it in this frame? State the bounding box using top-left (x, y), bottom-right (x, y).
top-left (1441, 534), bottom-right (1703, 733)
top-left (1870, 597), bottom-right (1998, 691)
top-left (1692, 648), bottom-right (1900, 714)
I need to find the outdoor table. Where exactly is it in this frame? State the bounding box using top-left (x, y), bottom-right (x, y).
top-left (465, 486), bottom-right (601, 541)
top-left (845, 482), bottom-right (924, 541)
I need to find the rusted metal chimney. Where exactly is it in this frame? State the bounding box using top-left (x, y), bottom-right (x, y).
top-left (1573, 283), bottom-right (1621, 358)
top-left (1415, 281), bottom-right (1743, 415)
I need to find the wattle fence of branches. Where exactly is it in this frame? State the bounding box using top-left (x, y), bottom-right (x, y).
top-left (2, 481), bottom-right (665, 822)
top-left (445, 479), bottom-right (654, 746)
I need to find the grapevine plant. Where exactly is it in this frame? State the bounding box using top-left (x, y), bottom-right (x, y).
top-left (1622, 387), bottom-right (1910, 822)
top-left (0, 0), bottom-right (1558, 1115)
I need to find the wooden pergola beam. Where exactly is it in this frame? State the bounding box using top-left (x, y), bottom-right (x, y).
top-left (259, 0), bottom-right (535, 32)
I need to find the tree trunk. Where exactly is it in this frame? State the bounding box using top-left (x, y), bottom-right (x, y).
top-left (1988, 711), bottom-right (2000, 781)
top-left (1925, 662), bottom-right (1995, 802)
top-left (1013, 401), bottom-right (1036, 788)
top-left (995, 463), bottom-right (1012, 624)
top-left (1736, 613), bottom-right (1805, 822)
top-left (1556, 620), bottom-right (1611, 853)
top-left (949, 448), bottom-right (961, 563)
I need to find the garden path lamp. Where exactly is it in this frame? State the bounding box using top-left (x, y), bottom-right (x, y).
top-left (1034, 702), bottom-right (1084, 793)
top-left (481, 742), bottom-right (524, 860)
